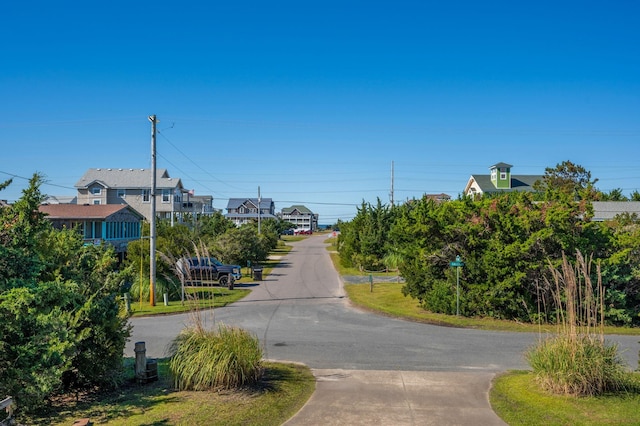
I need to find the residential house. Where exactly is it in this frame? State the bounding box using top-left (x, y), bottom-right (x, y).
top-left (590, 201), bottom-right (640, 222)
top-left (423, 193), bottom-right (452, 203)
top-left (225, 198), bottom-right (277, 226)
top-left (75, 168), bottom-right (214, 222)
top-left (464, 162), bottom-right (542, 197)
top-left (39, 204), bottom-right (143, 256)
top-left (43, 195), bottom-right (78, 204)
top-left (280, 205), bottom-right (318, 231)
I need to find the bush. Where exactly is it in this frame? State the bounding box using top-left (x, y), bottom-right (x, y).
top-left (526, 335), bottom-right (628, 396)
top-left (169, 323), bottom-right (263, 391)
top-left (527, 251), bottom-right (632, 397)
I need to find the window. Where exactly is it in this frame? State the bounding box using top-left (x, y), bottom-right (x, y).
top-left (117, 189), bottom-right (126, 198)
top-left (500, 168), bottom-right (507, 180)
top-left (142, 189), bottom-right (150, 203)
top-left (491, 169), bottom-right (497, 180)
top-left (92, 199), bottom-right (101, 205)
top-left (91, 187), bottom-right (102, 195)
top-left (162, 189), bottom-right (170, 203)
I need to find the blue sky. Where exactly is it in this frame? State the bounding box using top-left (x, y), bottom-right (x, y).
top-left (1, 1), bottom-right (639, 222)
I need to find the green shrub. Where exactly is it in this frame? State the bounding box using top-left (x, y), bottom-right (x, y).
top-left (527, 251), bottom-right (632, 397)
top-left (526, 335), bottom-right (628, 396)
top-left (169, 323), bottom-right (263, 391)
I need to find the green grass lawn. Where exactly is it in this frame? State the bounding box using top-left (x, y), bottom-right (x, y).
top-left (129, 287), bottom-right (250, 317)
top-left (28, 359), bottom-right (315, 426)
top-left (344, 282), bottom-right (640, 335)
top-left (491, 370), bottom-right (640, 425)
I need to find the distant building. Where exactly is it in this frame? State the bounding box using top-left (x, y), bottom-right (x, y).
top-left (43, 195), bottom-right (78, 204)
top-left (464, 162), bottom-right (542, 197)
top-left (280, 205), bottom-right (318, 231)
top-left (590, 201), bottom-right (640, 222)
top-left (423, 193), bottom-right (451, 203)
top-left (225, 198), bottom-right (277, 226)
top-left (39, 203), bottom-right (143, 256)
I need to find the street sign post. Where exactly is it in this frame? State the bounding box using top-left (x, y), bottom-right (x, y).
top-left (449, 255), bottom-right (464, 316)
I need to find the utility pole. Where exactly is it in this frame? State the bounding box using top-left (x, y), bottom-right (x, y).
top-left (149, 115), bottom-right (157, 306)
top-left (257, 186), bottom-right (261, 234)
top-left (390, 160), bottom-right (395, 207)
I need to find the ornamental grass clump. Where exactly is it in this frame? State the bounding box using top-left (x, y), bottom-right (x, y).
top-left (527, 251), bottom-right (630, 397)
top-left (169, 323), bottom-right (264, 391)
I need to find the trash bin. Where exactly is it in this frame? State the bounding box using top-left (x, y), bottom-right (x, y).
top-left (253, 268), bottom-right (263, 281)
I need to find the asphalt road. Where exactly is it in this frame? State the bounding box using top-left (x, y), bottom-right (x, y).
top-left (127, 234), bottom-right (639, 371)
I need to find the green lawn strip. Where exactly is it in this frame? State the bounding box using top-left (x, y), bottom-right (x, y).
top-left (491, 370), bottom-right (640, 426)
top-left (344, 282), bottom-right (640, 335)
top-left (129, 288), bottom-right (250, 317)
top-left (32, 360), bottom-right (315, 426)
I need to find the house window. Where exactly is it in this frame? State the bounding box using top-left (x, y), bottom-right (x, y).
top-left (92, 199), bottom-right (101, 205)
top-left (91, 187), bottom-right (102, 195)
top-left (162, 189), bottom-right (170, 203)
top-left (117, 189), bottom-right (126, 198)
top-left (491, 169), bottom-right (497, 180)
top-left (142, 189), bottom-right (150, 203)
top-left (500, 168), bottom-right (507, 180)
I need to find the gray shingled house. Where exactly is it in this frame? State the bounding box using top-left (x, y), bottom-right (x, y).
top-left (75, 168), bottom-right (213, 222)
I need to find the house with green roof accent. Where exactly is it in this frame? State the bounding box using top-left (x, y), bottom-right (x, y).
top-left (464, 162), bottom-right (542, 197)
top-left (280, 205), bottom-right (318, 231)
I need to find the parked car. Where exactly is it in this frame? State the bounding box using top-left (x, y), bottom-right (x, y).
top-left (176, 257), bottom-right (242, 289)
top-left (281, 229), bottom-right (294, 235)
top-left (294, 228), bottom-right (313, 235)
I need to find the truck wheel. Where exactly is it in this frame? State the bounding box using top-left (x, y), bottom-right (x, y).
top-left (219, 275), bottom-right (229, 287)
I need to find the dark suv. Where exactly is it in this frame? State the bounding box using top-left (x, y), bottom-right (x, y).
top-left (176, 257), bottom-right (242, 289)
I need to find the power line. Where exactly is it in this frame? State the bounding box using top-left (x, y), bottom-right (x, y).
top-left (157, 129), bottom-right (244, 191)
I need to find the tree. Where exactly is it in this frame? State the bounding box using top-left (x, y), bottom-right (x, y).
top-left (338, 199), bottom-right (394, 271)
top-left (0, 175), bottom-right (130, 412)
top-left (535, 160), bottom-right (598, 200)
top-left (213, 225), bottom-right (270, 266)
top-left (599, 188), bottom-right (627, 201)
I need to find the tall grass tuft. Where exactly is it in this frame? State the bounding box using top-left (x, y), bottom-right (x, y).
top-left (169, 323), bottom-right (264, 391)
top-left (527, 251), bottom-right (630, 397)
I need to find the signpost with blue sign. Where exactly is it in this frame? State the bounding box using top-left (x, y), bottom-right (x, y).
top-left (449, 255), bottom-right (464, 316)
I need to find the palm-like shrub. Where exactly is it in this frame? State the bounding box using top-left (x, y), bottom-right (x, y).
top-left (169, 323), bottom-right (263, 391)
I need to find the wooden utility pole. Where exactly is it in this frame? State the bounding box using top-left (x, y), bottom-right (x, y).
top-left (149, 115), bottom-right (157, 306)
top-left (390, 160), bottom-right (395, 207)
top-left (257, 186), bottom-right (261, 234)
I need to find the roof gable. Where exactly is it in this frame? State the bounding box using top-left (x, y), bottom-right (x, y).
top-left (467, 174), bottom-right (542, 194)
top-left (227, 198), bottom-right (274, 210)
top-left (75, 168), bottom-right (182, 190)
top-left (39, 204), bottom-right (144, 220)
top-left (282, 205), bottom-right (312, 215)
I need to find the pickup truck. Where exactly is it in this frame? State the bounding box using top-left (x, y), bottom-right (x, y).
top-left (176, 257), bottom-right (242, 289)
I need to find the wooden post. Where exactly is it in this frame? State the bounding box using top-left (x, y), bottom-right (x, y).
top-left (134, 341), bottom-right (147, 383)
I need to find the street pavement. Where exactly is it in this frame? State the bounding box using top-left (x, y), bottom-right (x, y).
top-left (128, 234), bottom-right (639, 425)
top-left (283, 369), bottom-right (506, 425)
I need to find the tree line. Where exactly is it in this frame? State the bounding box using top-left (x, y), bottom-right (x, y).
top-left (337, 161), bottom-right (640, 326)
